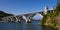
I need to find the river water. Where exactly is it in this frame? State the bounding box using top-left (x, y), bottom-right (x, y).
top-left (0, 20), bottom-right (43, 30)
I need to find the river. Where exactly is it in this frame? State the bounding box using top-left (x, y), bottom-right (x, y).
top-left (0, 20), bottom-right (43, 30)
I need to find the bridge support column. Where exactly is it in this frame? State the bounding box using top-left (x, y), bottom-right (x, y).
top-left (17, 17), bottom-right (21, 23)
top-left (15, 17), bottom-right (18, 22)
top-left (18, 18), bottom-right (21, 23)
top-left (7, 17), bottom-right (10, 22)
top-left (26, 16), bottom-right (31, 23)
top-left (10, 17), bottom-right (13, 22)
top-left (22, 16), bottom-right (31, 23)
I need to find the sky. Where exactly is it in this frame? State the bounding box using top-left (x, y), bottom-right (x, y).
top-left (0, 0), bottom-right (56, 15)
top-left (0, 0), bottom-right (57, 20)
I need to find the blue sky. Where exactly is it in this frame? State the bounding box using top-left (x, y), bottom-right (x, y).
top-left (0, 0), bottom-right (56, 15)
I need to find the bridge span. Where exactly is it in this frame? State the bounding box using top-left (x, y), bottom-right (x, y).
top-left (1, 6), bottom-right (54, 23)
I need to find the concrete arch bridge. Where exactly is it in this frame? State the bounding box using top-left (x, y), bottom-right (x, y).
top-left (1, 6), bottom-right (54, 23)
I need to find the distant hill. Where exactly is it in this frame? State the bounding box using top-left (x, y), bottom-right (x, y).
top-left (0, 11), bottom-right (14, 18)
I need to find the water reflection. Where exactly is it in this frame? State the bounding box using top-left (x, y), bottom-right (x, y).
top-left (0, 20), bottom-right (41, 30)
top-left (22, 20), bottom-right (42, 30)
top-left (0, 20), bottom-right (57, 30)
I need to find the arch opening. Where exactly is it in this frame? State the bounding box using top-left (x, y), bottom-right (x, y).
top-left (32, 13), bottom-right (43, 20)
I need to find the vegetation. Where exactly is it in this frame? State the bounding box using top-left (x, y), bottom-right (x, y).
top-left (0, 11), bottom-right (14, 18)
top-left (40, 0), bottom-right (60, 30)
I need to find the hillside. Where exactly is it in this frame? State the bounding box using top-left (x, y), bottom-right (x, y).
top-left (40, 4), bottom-right (60, 30)
top-left (0, 11), bottom-right (14, 18)
top-left (53, 13), bottom-right (60, 30)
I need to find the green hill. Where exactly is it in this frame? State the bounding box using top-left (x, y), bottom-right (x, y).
top-left (0, 11), bottom-right (14, 18)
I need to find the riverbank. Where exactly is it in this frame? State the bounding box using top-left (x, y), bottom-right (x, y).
top-left (40, 4), bottom-right (60, 30)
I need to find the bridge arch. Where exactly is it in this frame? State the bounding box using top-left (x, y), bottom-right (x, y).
top-left (29, 13), bottom-right (43, 20)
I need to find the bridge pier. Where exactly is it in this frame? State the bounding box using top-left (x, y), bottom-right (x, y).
top-left (14, 17), bottom-right (18, 22)
top-left (10, 17), bottom-right (14, 22)
top-left (7, 17), bottom-right (11, 22)
top-left (16, 17), bottom-right (21, 23)
top-left (22, 16), bottom-right (31, 23)
top-left (27, 19), bottom-right (31, 23)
